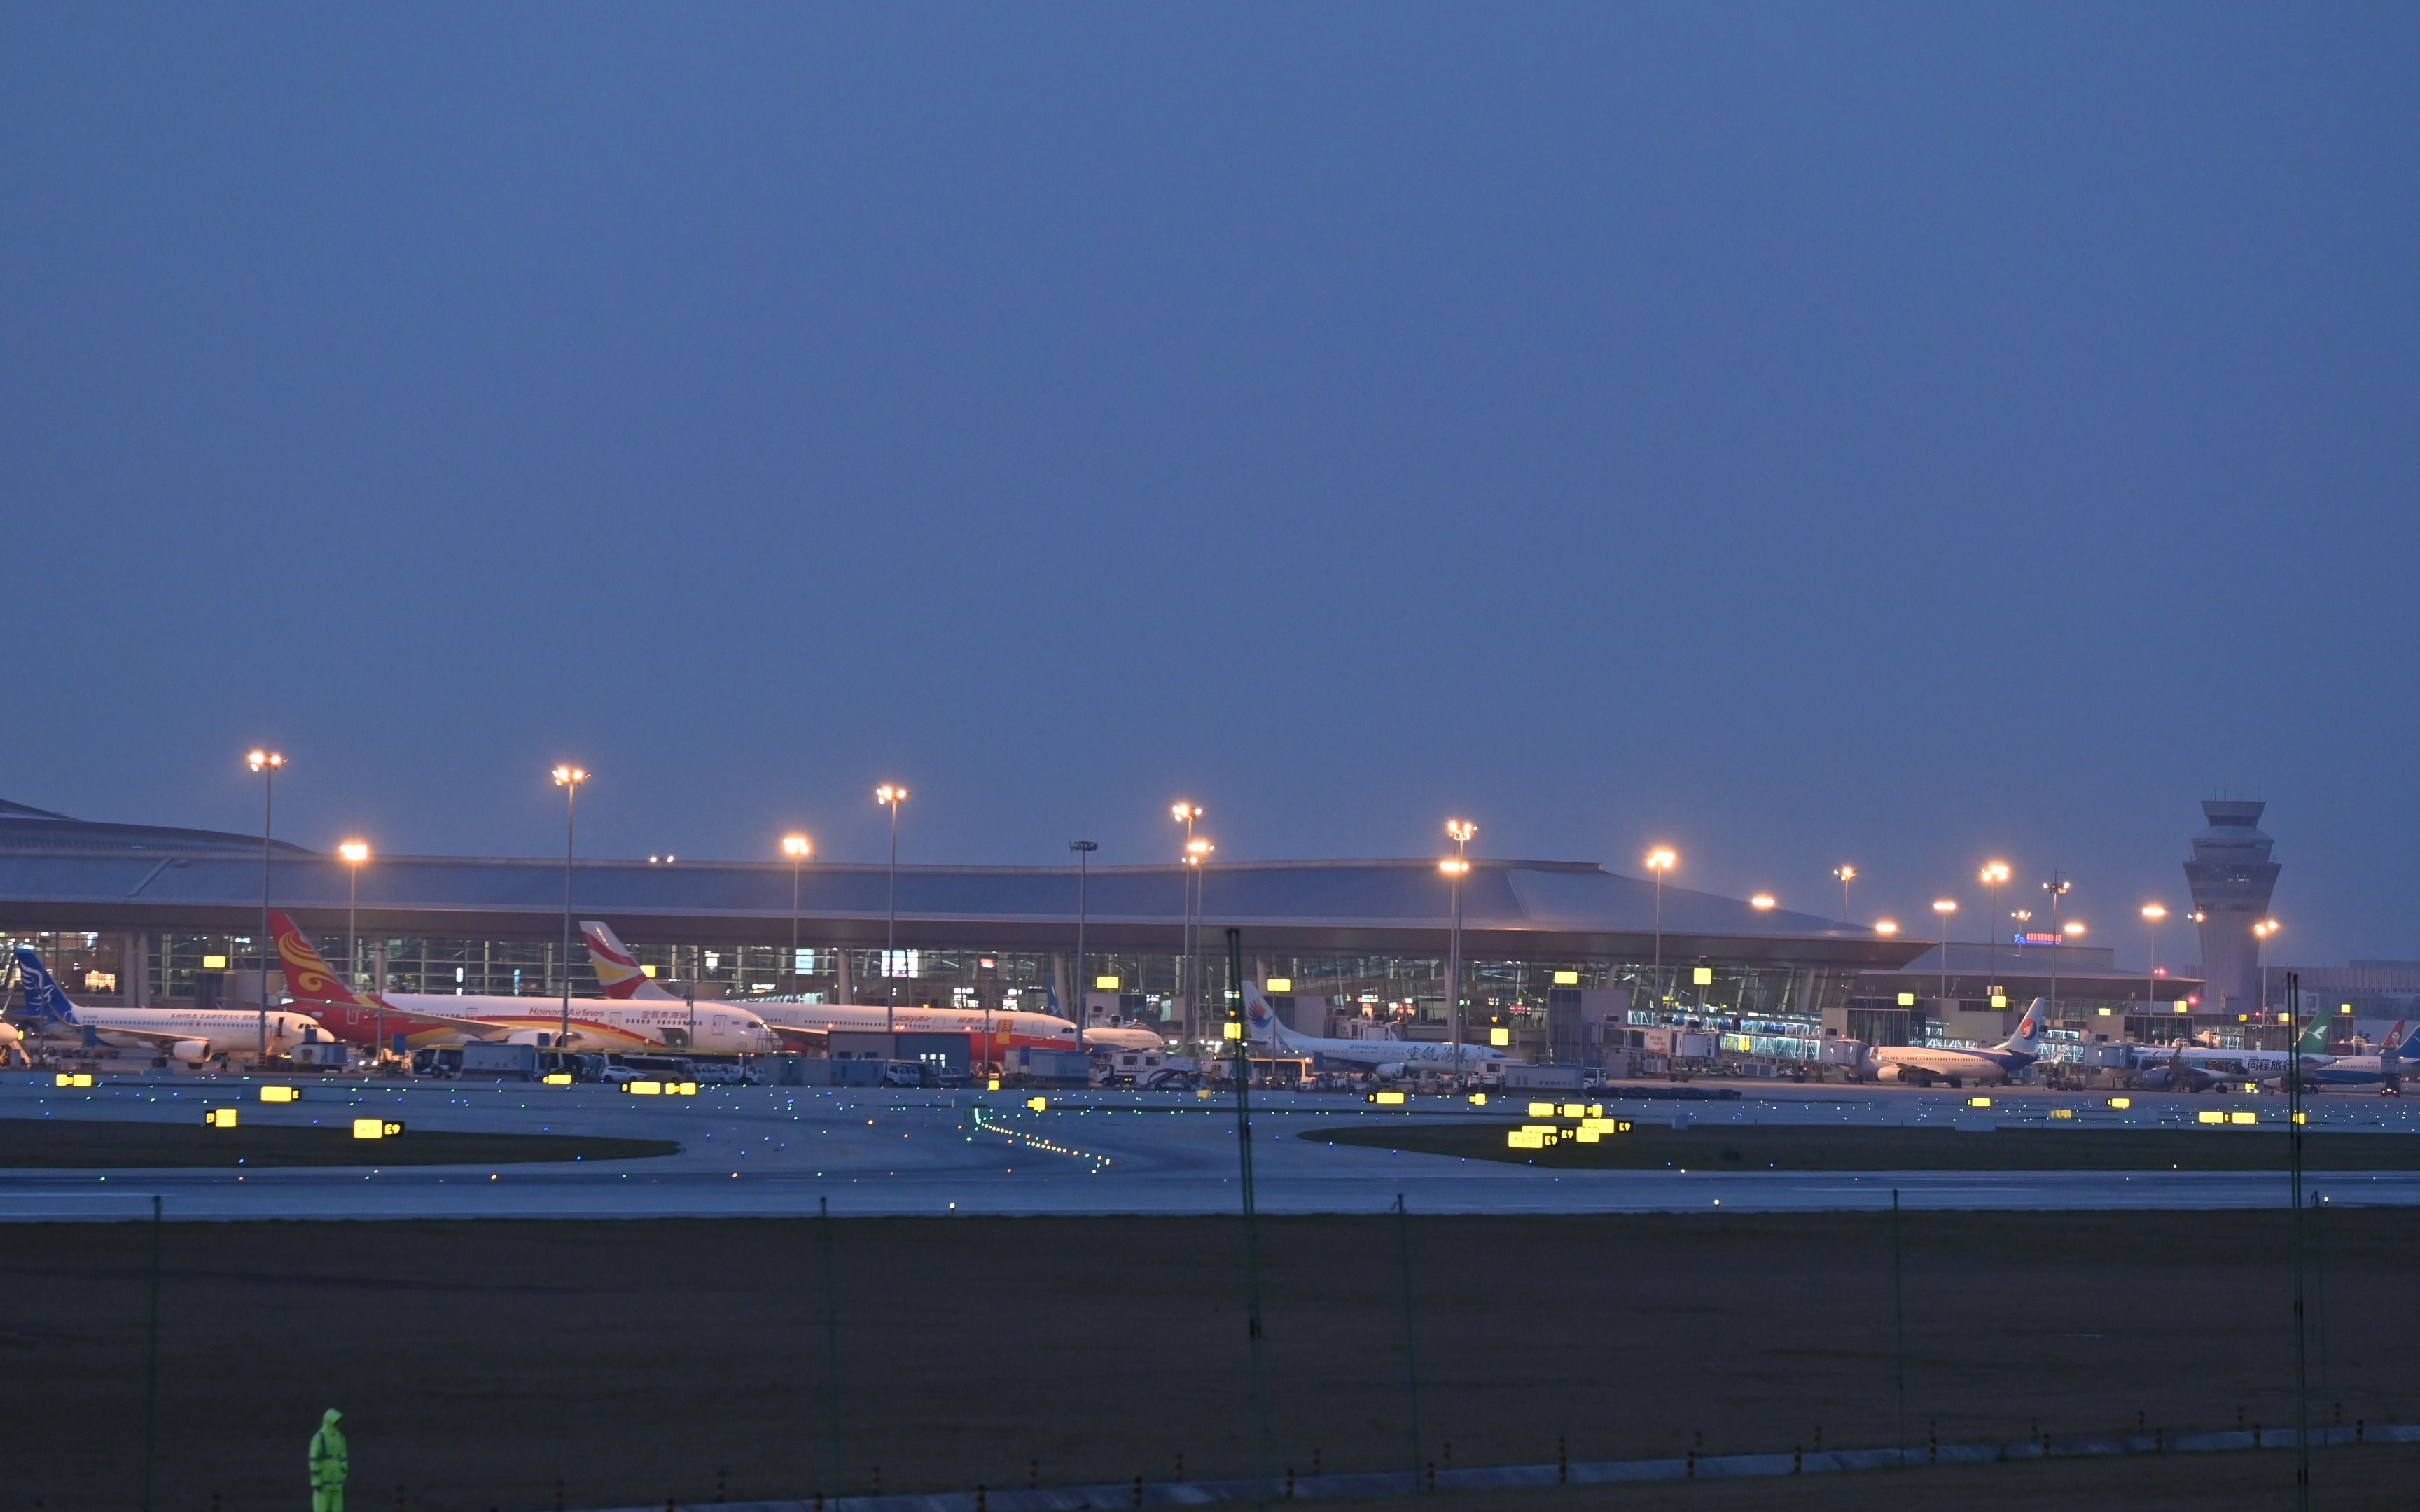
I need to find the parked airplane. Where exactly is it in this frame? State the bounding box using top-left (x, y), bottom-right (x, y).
top-left (1865, 999), bottom-right (2049, 1087)
top-left (2131, 1014), bottom-right (2338, 1092)
top-left (578, 919), bottom-right (1134, 1062)
top-left (270, 913), bottom-right (781, 1054)
top-left (1244, 985), bottom-right (1507, 1077)
top-left (10, 946), bottom-right (318, 1065)
top-left (1041, 984), bottom-right (1165, 1054)
top-left (2302, 1019), bottom-right (2415, 1093)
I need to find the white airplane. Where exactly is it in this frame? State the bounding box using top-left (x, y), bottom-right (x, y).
top-left (1244, 985), bottom-right (1507, 1077)
top-left (2128, 1015), bottom-right (2339, 1093)
top-left (2301, 1020), bottom-right (2415, 1093)
top-left (1865, 998), bottom-right (2049, 1087)
top-left (11, 946), bottom-right (319, 1065)
top-left (580, 919), bottom-right (1160, 1058)
top-left (271, 913), bottom-right (781, 1055)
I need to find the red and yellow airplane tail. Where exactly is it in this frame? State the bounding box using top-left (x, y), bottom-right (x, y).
top-left (270, 911), bottom-right (440, 1048)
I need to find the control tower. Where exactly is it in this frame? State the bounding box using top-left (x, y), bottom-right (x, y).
top-left (2183, 800), bottom-right (2280, 1015)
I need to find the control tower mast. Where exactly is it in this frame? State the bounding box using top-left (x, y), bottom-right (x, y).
top-left (2182, 800), bottom-right (2280, 1016)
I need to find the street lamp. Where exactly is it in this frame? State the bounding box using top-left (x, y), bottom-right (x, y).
top-left (1750, 894), bottom-right (1777, 911)
top-left (246, 750), bottom-right (286, 1058)
top-left (1069, 840), bottom-right (1098, 1056)
top-left (876, 785), bottom-right (909, 1033)
top-left (1931, 899), bottom-right (1956, 1003)
top-left (2141, 904), bottom-right (2168, 1018)
top-left (338, 841), bottom-right (370, 988)
top-left (2042, 873), bottom-right (2071, 1025)
top-left (2255, 918), bottom-right (2281, 1021)
top-left (782, 834), bottom-right (811, 990)
top-left (1645, 848), bottom-right (1677, 1008)
top-left (1171, 804), bottom-right (1202, 1042)
top-left (340, 839), bottom-right (373, 1067)
top-left (552, 766), bottom-right (588, 1053)
top-left (1185, 837), bottom-right (1214, 1047)
top-left (1977, 861), bottom-right (2010, 983)
top-left (1833, 864), bottom-right (1856, 921)
top-left (1875, 918), bottom-right (1899, 935)
top-left (1444, 820), bottom-right (1477, 1082)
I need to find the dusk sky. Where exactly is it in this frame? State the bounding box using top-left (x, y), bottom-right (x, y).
top-left (7, 5), bottom-right (2414, 965)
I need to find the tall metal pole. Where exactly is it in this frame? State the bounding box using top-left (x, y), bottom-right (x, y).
top-left (1225, 927), bottom-right (1274, 1502)
top-left (819, 1194), bottom-right (840, 1501)
top-left (562, 780), bottom-right (576, 1051)
top-left (2287, 971), bottom-right (2309, 1511)
top-left (143, 1192), bottom-right (161, 1512)
top-left (346, 863), bottom-right (359, 992)
top-left (1444, 821), bottom-right (1474, 1084)
top-left (1447, 865), bottom-right (1464, 1083)
top-left (1891, 1188), bottom-right (1905, 1470)
top-left (552, 767), bottom-right (587, 1048)
top-left (1394, 1192), bottom-right (1424, 1488)
top-left (1653, 872), bottom-right (1664, 1009)
top-left (254, 756), bottom-right (277, 1057)
top-left (792, 855), bottom-right (802, 983)
top-left (1070, 841), bottom-right (1097, 1058)
top-left (887, 802), bottom-right (899, 1031)
top-left (878, 789), bottom-right (907, 1034)
top-left (2042, 872), bottom-right (2069, 1028)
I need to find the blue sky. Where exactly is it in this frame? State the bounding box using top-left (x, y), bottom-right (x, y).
top-left (6, 4), bottom-right (2414, 965)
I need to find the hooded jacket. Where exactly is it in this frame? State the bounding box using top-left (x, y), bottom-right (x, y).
top-left (309, 1409), bottom-right (349, 1489)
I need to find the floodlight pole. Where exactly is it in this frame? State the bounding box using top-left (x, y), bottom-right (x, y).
top-left (1225, 927), bottom-right (1274, 1502)
top-left (2288, 972), bottom-right (2309, 1511)
top-left (1070, 841), bottom-right (1097, 1058)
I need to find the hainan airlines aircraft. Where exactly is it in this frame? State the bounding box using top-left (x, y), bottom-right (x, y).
top-left (578, 919), bottom-right (1143, 1060)
top-left (270, 913), bottom-right (779, 1054)
top-left (1244, 984), bottom-right (1508, 1077)
top-left (11, 946), bottom-right (319, 1064)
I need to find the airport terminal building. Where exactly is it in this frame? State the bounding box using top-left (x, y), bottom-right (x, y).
top-left (1, 797), bottom-right (1932, 1062)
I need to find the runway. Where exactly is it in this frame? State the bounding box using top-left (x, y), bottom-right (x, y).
top-left (3, 1072), bottom-right (2414, 1221)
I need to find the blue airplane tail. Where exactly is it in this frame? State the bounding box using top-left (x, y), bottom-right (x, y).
top-left (11, 946), bottom-right (79, 1025)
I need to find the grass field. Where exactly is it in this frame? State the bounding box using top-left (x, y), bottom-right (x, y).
top-left (1306, 1119), bottom-right (2420, 1170)
top-left (0, 1118), bottom-right (676, 1167)
top-left (4, 1208), bottom-right (2411, 1511)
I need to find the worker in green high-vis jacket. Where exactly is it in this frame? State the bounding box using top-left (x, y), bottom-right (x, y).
top-left (307, 1408), bottom-right (349, 1511)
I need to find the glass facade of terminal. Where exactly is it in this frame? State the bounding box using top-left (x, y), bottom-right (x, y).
top-left (5, 924), bottom-right (1863, 1059)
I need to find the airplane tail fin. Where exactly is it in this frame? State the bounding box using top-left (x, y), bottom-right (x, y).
top-left (10, 947), bottom-right (78, 1024)
top-left (269, 911), bottom-right (409, 1046)
top-left (2000, 997), bottom-right (2049, 1055)
top-left (2296, 1011), bottom-right (2335, 1056)
top-left (580, 920), bottom-right (677, 1000)
top-left (1242, 984), bottom-right (1286, 1048)
top-left (2387, 1018), bottom-right (2419, 1060)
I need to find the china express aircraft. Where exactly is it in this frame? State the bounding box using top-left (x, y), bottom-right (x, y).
top-left (11, 946), bottom-right (319, 1064)
top-left (271, 913), bottom-right (779, 1054)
